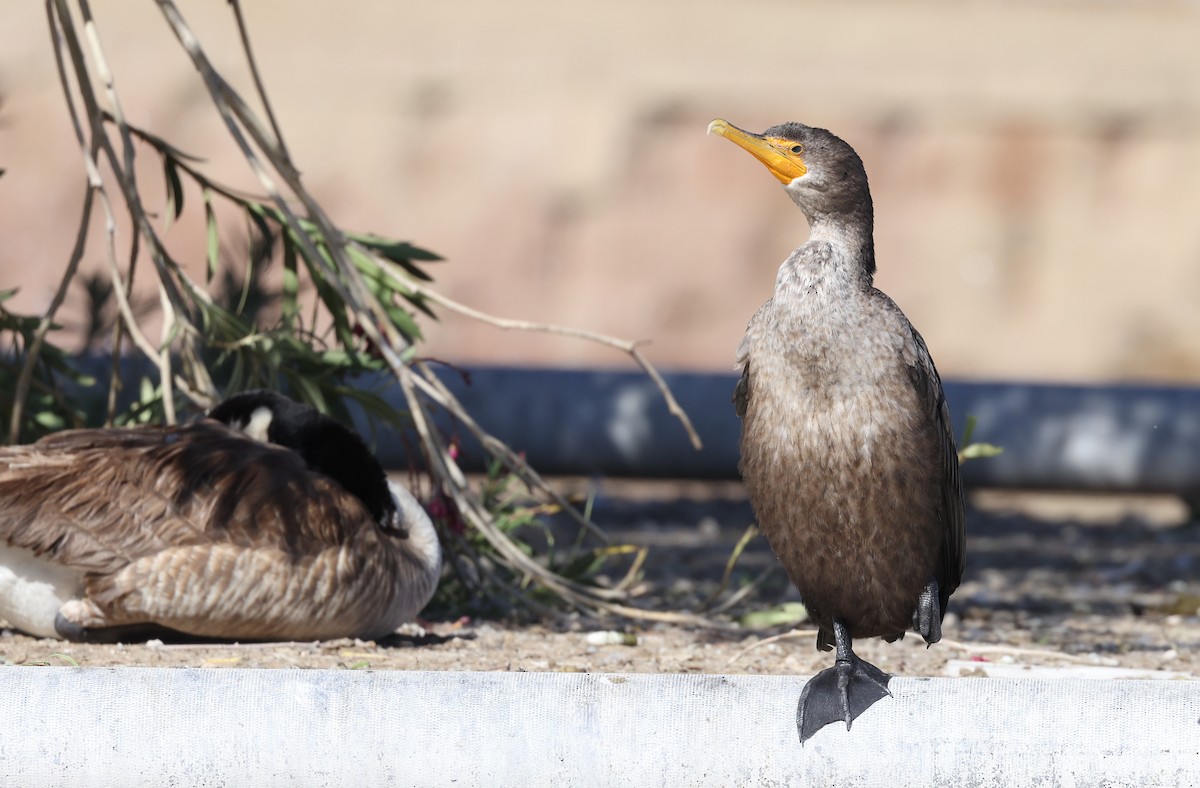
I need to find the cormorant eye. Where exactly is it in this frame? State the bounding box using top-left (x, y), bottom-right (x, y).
top-left (790, 145), bottom-right (803, 154)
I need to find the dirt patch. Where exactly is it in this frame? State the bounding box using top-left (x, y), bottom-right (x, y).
top-left (3, 485), bottom-right (1199, 679)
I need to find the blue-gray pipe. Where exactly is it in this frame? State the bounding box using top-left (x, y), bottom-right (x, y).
top-left (378, 366), bottom-right (1200, 496)
top-left (60, 356), bottom-right (1200, 494)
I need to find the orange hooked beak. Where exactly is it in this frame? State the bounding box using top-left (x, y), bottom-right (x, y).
top-left (708, 118), bottom-right (807, 184)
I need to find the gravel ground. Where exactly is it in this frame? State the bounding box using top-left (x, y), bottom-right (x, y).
top-left (3, 483), bottom-right (1199, 680)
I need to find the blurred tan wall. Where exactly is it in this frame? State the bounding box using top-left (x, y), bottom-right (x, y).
top-left (3, 1), bottom-right (1200, 383)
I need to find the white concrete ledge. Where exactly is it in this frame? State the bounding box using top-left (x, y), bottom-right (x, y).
top-left (2, 668), bottom-right (1198, 786)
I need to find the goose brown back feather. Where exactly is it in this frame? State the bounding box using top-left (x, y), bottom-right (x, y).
top-left (0, 421), bottom-right (440, 640)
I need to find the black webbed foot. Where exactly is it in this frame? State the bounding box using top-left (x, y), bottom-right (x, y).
top-left (796, 619), bottom-right (892, 743)
top-left (912, 578), bottom-right (942, 645)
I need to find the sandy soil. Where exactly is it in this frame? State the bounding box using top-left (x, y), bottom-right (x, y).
top-left (3, 485), bottom-right (1199, 681)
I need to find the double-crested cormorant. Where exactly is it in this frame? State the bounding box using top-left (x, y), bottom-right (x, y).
top-left (0, 391), bottom-right (441, 642)
top-left (709, 119), bottom-right (964, 742)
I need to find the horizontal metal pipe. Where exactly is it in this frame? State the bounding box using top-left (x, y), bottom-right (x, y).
top-left (374, 366), bottom-right (1200, 495)
top-left (59, 356), bottom-right (1200, 493)
top-left (2, 668), bottom-right (1196, 787)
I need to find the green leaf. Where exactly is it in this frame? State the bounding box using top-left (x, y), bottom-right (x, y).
top-left (281, 235), bottom-right (299, 329)
top-left (383, 302), bottom-right (422, 342)
top-left (400, 290), bottom-right (437, 320)
top-left (204, 188), bottom-right (219, 284)
top-left (288, 373), bottom-right (328, 413)
top-left (347, 236), bottom-right (438, 283)
top-left (347, 232), bottom-right (442, 262)
top-left (163, 155), bottom-right (185, 227)
top-left (960, 414), bottom-right (978, 446)
top-left (739, 602), bottom-right (809, 629)
top-left (958, 415), bottom-right (1003, 463)
top-left (246, 202), bottom-right (274, 250)
top-left (959, 442), bottom-right (1004, 461)
top-left (139, 376), bottom-right (156, 403)
top-left (346, 243), bottom-right (383, 282)
top-left (33, 410), bottom-right (66, 430)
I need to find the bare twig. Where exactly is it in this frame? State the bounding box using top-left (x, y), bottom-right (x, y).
top-left (5, 2), bottom-right (113, 443)
top-left (46, 0), bottom-right (164, 413)
top-left (408, 361), bottom-right (610, 543)
top-left (696, 523), bottom-right (760, 612)
top-left (47, 1), bottom-right (160, 367)
top-left (706, 563), bottom-right (779, 616)
top-left (75, 0), bottom-right (187, 425)
top-left (7, 185), bottom-right (94, 444)
top-left (228, 0), bottom-right (291, 162)
top-left (720, 630), bottom-right (1106, 672)
top-left (721, 629), bottom-right (819, 671)
top-left (52, 0), bottom-right (211, 422)
top-left (936, 638), bottom-right (1102, 665)
top-left (397, 273), bottom-right (703, 451)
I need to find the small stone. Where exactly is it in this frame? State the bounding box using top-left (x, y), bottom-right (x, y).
top-left (585, 631), bottom-right (638, 646)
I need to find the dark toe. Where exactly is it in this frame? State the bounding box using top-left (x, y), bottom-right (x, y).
top-left (53, 612), bottom-right (87, 641)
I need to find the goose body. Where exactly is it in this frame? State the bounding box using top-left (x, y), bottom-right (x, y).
top-left (710, 119), bottom-right (964, 742)
top-left (0, 391), bottom-right (441, 641)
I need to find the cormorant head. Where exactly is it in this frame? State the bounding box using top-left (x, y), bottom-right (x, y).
top-left (708, 119), bottom-right (871, 222)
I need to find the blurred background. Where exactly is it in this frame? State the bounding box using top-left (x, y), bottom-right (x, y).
top-left (2, 0), bottom-right (1200, 383)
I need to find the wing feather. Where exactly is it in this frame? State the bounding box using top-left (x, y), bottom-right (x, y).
top-left (0, 422), bottom-right (374, 575)
top-left (904, 327), bottom-right (966, 610)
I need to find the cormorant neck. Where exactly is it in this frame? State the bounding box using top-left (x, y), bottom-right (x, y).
top-left (805, 204), bottom-right (876, 284)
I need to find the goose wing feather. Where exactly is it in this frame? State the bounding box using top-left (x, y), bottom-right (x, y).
top-left (0, 422), bottom-right (375, 574)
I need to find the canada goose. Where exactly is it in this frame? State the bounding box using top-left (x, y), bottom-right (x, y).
top-left (709, 119), bottom-right (965, 742)
top-left (0, 390), bottom-right (441, 642)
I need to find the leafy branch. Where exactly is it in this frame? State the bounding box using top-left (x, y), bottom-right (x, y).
top-left (8, 0), bottom-right (706, 623)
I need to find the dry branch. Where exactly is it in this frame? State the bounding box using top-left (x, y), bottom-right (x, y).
top-left (23, 0), bottom-right (714, 625)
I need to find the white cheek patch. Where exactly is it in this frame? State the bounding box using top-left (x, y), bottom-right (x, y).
top-left (242, 406), bottom-right (274, 443)
top-left (0, 543), bottom-right (84, 638)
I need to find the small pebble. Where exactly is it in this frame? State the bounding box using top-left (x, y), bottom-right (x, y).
top-left (585, 631), bottom-right (638, 646)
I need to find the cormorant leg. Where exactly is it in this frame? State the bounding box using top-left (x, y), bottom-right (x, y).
top-left (795, 619), bottom-right (892, 743)
top-left (912, 578), bottom-right (942, 646)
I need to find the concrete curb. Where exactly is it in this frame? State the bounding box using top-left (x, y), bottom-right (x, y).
top-left (2, 668), bottom-right (1198, 786)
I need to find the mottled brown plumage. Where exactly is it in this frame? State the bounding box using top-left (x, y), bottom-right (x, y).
top-left (711, 119), bottom-right (964, 741)
top-left (0, 398), bottom-right (441, 641)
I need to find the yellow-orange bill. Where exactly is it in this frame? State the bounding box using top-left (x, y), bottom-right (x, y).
top-left (708, 118), bottom-right (807, 184)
